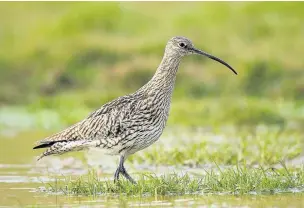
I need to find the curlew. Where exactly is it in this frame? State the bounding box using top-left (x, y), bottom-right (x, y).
top-left (33, 36), bottom-right (237, 184)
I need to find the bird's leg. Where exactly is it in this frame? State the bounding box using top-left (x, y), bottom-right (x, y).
top-left (120, 160), bottom-right (136, 184)
top-left (114, 155), bottom-right (136, 184)
top-left (114, 155), bottom-right (124, 183)
top-left (114, 166), bottom-right (120, 183)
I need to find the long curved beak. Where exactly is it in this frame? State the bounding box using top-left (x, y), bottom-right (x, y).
top-left (191, 48), bottom-right (237, 75)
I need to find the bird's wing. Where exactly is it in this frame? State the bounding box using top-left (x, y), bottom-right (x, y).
top-left (33, 94), bottom-right (137, 149)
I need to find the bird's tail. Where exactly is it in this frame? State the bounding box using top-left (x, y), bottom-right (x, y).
top-left (35, 140), bottom-right (95, 161)
top-left (37, 153), bottom-right (46, 161)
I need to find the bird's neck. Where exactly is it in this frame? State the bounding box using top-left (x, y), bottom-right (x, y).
top-left (142, 54), bottom-right (181, 96)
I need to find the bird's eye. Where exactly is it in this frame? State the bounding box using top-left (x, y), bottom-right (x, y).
top-left (179, 42), bottom-right (186, 48)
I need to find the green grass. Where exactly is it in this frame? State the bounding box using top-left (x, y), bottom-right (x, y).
top-left (0, 2), bottom-right (303, 200)
top-left (0, 2), bottom-right (303, 104)
top-left (46, 165), bottom-right (304, 196)
top-left (130, 126), bottom-right (303, 166)
top-left (1, 99), bottom-right (302, 166)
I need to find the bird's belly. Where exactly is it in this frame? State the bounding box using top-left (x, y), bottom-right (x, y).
top-left (128, 111), bottom-right (170, 154)
top-left (127, 124), bottom-right (165, 155)
top-left (92, 125), bottom-right (164, 156)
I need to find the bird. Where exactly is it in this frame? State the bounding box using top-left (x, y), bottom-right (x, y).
top-left (33, 36), bottom-right (237, 184)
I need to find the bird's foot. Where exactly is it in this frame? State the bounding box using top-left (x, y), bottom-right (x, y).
top-left (114, 155), bottom-right (137, 184)
top-left (121, 169), bottom-right (136, 184)
top-left (114, 166), bottom-right (136, 184)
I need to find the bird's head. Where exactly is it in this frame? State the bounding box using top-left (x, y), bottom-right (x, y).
top-left (166, 36), bottom-right (237, 75)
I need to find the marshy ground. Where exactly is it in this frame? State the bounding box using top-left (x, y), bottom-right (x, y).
top-left (0, 2), bottom-right (304, 207)
top-left (0, 111), bottom-right (303, 207)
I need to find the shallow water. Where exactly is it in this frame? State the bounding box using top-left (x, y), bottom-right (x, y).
top-left (1, 181), bottom-right (304, 207)
top-left (0, 112), bottom-right (304, 207)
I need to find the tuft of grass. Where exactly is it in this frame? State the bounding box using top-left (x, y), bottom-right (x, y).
top-left (46, 166), bottom-right (304, 197)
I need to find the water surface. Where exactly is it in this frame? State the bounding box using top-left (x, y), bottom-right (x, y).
top-left (0, 112), bottom-right (303, 207)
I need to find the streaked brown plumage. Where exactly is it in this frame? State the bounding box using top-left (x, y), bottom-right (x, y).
top-left (33, 36), bottom-right (237, 183)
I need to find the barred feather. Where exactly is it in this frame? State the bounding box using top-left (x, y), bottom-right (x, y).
top-left (33, 36), bottom-right (234, 161)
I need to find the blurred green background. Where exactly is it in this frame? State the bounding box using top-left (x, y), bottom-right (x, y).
top-left (0, 2), bottom-right (303, 128)
top-left (1, 3), bottom-right (304, 206)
